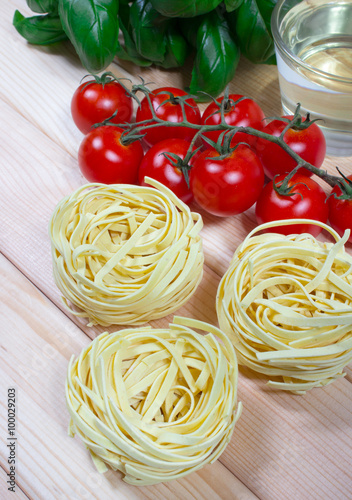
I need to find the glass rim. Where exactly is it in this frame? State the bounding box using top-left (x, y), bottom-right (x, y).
top-left (271, 0), bottom-right (352, 85)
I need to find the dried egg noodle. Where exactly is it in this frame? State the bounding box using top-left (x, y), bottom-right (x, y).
top-left (65, 316), bottom-right (242, 485)
top-left (217, 219), bottom-right (352, 394)
top-left (49, 178), bottom-right (203, 326)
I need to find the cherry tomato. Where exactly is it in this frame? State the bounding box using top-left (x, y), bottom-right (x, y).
top-left (328, 175), bottom-right (352, 242)
top-left (201, 94), bottom-right (265, 149)
top-left (135, 87), bottom-right (201, 147)
top-left (138, 138), bottom-right (196, 203)
top-left (78, 126), bottom-right (144, 184)
top-left (71, 77), bottom-right (133, 134)
top-left (255, 173), bottom-right (329, 236)
top-left (189, 144), bottom-right (264, 217)
top-left (255, 116), bottom-right (326, 179)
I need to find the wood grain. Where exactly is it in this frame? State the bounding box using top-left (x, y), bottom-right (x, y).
top-left (1, 0), bottom-right (352, 499)
top-left (0, 254), bottom-right (257, 500)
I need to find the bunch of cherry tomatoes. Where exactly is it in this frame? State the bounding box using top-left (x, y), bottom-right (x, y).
top-left (71, 75), bottom-right (352, 241)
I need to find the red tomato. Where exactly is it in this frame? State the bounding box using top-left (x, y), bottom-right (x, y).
top-left (135, 87), bottom-right (201, 147)
top-left (328, 176), bottom-right (352, 242)
top-left (255, 116), bottom-right (326, 179)
top-left (189, 144), bottom-right (264, 217)
top-left (138, 138), bottom-right (196, 203)
top-left (201, 94), bottom-right (265, 149)
top-left (255, 173), bottom-right (329, 236)
top-left (78, 126), bottom-right (144, 184)
top-left (71, 77), bottom-right (133, 134)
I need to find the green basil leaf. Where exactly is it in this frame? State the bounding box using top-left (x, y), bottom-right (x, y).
top-left (129, 0), bottom-right (167, 63)
top-left (26, 0), bottom-right (58, 13)
top-left (58, 0), bottom-right (119, 73)
top-left (255, 0), bottom-right (278, 32)
top-left (149, 0), bottom-right (222, 18)
top-left (227, 0), bottom-right (277, 63)
top-left (263, 53), bottom-right (276, 64)
top-left (187, 10), bottom-right (240, 101)
top-left (179, 16), bottom-right (201, 48)
top-left (13, 10), bottom-right (67, 45)
top-left (224, 0), bottom-right (244, 12)
top-left (159, 22), bottom-right (188, 68)
top-left (116, 3), bottom-right (153, 66)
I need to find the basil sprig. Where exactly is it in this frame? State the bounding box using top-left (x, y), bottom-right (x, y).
top-left (13, 0), bottom-right (278, 98)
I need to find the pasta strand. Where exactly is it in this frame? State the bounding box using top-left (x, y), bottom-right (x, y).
top-left (217, 219), bottom-right (352, 394)
top-left (49, 178), bottom-right (204, 326)
top-left (65, 317), bottom-right (242, 485)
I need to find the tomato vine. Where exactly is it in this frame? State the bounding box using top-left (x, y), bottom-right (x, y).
top-left (95, 76), bottom-right (349, 198)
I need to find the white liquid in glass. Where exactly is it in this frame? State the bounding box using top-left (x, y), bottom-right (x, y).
top-left (276, 0), bottom-right (352, 156)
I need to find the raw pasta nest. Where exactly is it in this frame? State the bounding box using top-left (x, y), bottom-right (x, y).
top-left (65, 316), bottom-right (242, 485)
top-left (49, 178), bottom-right (204, 326)
top-left (217, 219), bottom-right (352, 394)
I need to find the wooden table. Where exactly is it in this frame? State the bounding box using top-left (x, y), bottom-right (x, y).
top-left (1, 1), bottom-right (352, 499)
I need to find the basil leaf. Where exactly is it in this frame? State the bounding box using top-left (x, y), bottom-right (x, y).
top-left (13, 10), bottom-right (67, 45)
top-left (263, 53), bottom-right (277, 64)
top-left (149, 0), bottom-right (222, 18)
top-left (116, 3), bottom-right (153, 66)
top-left (58, 0), bottom-right (119, 73)
top-left (256, 0), bottom-right (278, 32)
top-left (179, 16), bottom-right (200, 48)
top-left (129, 0), bottom-right (167, 63)
top-left (186, 10), bottom-right (240, 101)
top-left (26, 0), bottom-right (58, 13)
top-left (227, 0), bottom-right (277, 63)
top-left (160, 22), bottom-right (188, 68)
top-left (224, 0), bottom-right (244, 12)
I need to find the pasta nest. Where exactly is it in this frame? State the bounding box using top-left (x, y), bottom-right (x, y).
top-left (49, 178), bottom-right (204, 326)
top-left (65, 317), bottom-right (242, 485)
top-left (217, 219), bottom-right (352, 394)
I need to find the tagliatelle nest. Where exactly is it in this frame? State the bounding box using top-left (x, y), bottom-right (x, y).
top-left (217, 219), bottom-right (352, 394)
top-left (49, 178), bottom-right (203, 326)
top-left (65, 316), bottom-right (242, 485)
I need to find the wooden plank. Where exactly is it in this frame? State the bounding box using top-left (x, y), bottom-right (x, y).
top-left (0, 254), bottom-right (257, 500)
top-left (222, 366), bottom-right (352, 500)
top-left (0, 467), bottom-right (29, 500)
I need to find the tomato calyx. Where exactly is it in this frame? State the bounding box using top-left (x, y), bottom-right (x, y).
top-left (205, 87), bottom-right (249, 121)
top-left (160, 152), bottom-right (192, 187)
top-left (288, 112), bottom-right (321, 131)
top-left (79, 71), bottom-right (133, 94)
top-left (265, 105), bottom-right (322, 137)
top-left (153, 90), bottom-right (192, 109)
top-left (201, 128), bottom-right (250, 159)
top-left (273, 168), bottom-right (309, 201)
top-left (220, 88), bottom-right (247, 113)
top-left (80, 71), bottom-right (115, 87)
top-left (160, 140), bottom-right (203, 187)
top-left (329, 167), bottom-right (352, 200)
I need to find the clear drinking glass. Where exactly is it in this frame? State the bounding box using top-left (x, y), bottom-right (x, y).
top-left (271, 0), bottom-right (352, 157)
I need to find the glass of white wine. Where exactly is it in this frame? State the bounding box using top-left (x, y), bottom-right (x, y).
top-left (271, 0), bottom-right (352, 156)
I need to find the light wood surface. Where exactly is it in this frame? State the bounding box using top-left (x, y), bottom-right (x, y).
top-left (1, 1), bottom-right (352, 499)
